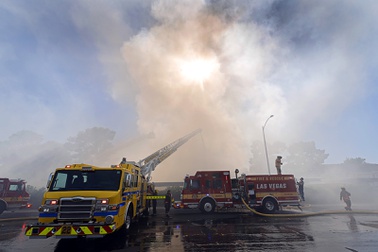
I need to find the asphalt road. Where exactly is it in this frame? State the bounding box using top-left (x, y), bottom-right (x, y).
top-left (1, 206), bottom-right (378, 252)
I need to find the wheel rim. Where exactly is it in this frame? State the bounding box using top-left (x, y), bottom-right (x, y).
top-left (125, 211), bottom-right (131, 229)
top-left (203, 202), bottom-right (213, 212)
top-left (265, 201), bottom-right (275, 211)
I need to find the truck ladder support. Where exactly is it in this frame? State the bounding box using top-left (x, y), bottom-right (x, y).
top-left (138, 129), bottom-right (201, 181)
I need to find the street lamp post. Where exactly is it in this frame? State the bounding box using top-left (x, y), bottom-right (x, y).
top-left (262, 115), bottom-right (274, 175)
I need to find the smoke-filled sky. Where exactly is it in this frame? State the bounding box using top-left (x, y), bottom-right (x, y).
top-left (1, 0), bottom-right (377, 184)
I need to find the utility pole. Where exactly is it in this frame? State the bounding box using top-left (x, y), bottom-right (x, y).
top-left (262, 115), bottom-right (274, 175)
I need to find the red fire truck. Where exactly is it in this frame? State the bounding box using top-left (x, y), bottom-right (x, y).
top-left (173, 169), bottom-right (300, 213)
top-left (0, 178), bottom-right (31, 215)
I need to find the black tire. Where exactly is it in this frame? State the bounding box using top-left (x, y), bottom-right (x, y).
top-left (0, 201), bottom-right (6, 215)
top-left (262, 198), bottom-right (277, 213)
top-left (123, 208), bottom-right (133, 231)
top-left (200, 198), bottom-right (215, 213)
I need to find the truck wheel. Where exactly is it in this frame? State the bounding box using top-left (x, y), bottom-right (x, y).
top-left (0, 201), bottom-right (6, 215)
top-left (124, 209), bottom-right (132, 230)
top-left (262, 198), bottom-right (277, 213)
top-left (200, 198), bottom-right (215, 213)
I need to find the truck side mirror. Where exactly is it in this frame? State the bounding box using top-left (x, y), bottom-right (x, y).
top-left (46, 172), bottom-right (54, 189)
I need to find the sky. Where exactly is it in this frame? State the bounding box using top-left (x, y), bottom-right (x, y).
top-left (1, 0), bottom-right (378, 185)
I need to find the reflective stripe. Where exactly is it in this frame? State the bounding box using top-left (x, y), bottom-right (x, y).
top-left (39, 212), bottom-right (57, 218)
top-left (257, 192), bottom-right (299, 197)
top-left (54, 227), bottom-right (63, 235)
top-left (39, 227), bottom-right (53, 236)
top-left (122, 191), bottom-right (140, 196)
top-left (182, 194), bottom-right (228, 200)
top-left (93, 211), bottom-right (118, 216)
top-left (101, 225), bottom-right (113, 234)
top-left (146, 195), bottom-right (165, 199)
top-left (81, 226), bottom-right (92, 235)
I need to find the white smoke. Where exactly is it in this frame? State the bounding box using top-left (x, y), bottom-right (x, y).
top-left (114, 1), bottom-right (377, 181)
top-left (1, 0), bottom-right (377, 185)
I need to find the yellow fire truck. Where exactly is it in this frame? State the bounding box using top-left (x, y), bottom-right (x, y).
top-left (25, 129), bottom-right (201, 239)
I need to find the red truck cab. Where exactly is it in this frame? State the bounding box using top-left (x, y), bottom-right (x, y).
top-left (179, 171), bottom-right (234, 213)
top-left (0, 178), bottom-right (31, 214)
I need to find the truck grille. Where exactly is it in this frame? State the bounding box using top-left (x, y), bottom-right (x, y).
top-left (58, 197), bottom-right (96, 221)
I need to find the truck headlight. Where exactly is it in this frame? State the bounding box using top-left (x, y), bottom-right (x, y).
top-left (96, 198), bottom-right (110, 211)
top-left (96, 199), bottom-right (109, 204)
top-left (45, 199), bottom-right (59, 205)
top-left (39, 206), bottom-right (57, 212)
top-left (39, 199), bottom-right (59, 212)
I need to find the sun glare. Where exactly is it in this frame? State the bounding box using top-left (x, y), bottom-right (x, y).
top-left (179, 57), bottom-right (219, 85)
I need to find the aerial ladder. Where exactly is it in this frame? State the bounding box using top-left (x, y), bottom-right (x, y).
top-left (137, 128), bottom-right (202, 181)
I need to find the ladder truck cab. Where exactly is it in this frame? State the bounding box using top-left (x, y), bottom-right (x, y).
top-left (25, 129), bottom-right (201, 239)
top-left (174, 169), bottom-right (300, 213)
top-left (0, 178), bottom-right (31, 215)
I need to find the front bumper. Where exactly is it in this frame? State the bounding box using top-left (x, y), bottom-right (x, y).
top-left (25, 223), bottom-right (116, 238)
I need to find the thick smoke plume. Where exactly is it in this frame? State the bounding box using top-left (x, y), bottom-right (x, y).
top-left (1, 1), bottom-right (376, 188)
top-left (116, 1), bottom-right (376, 181)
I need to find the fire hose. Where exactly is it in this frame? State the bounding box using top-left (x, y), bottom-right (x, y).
top-left (241, 198), bottom-right (378, 217)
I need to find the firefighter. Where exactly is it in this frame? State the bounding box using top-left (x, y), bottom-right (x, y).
top-left (247, 183), bottom-right (256, 204)
top-left (165, 190), bottom-right (172, 218)
top-left (297, 177), bottom-right (305, 201)
top-left (275, 156), bottom-right (283, 175)
top-left (120, 157), bottom-right (127, 164)
top-left (340, 187), bottom-right (352, 211)
top-left (152, 189), bottom-right (158, 216)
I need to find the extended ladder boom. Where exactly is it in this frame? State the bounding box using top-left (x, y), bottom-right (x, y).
top-left (138, 129), bottom-right (201, 181)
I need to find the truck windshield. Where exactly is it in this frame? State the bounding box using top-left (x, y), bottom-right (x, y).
top-left (9, 183), bottom-right (23, 191)
top-left (49, 170), bottom-right (122, 191)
